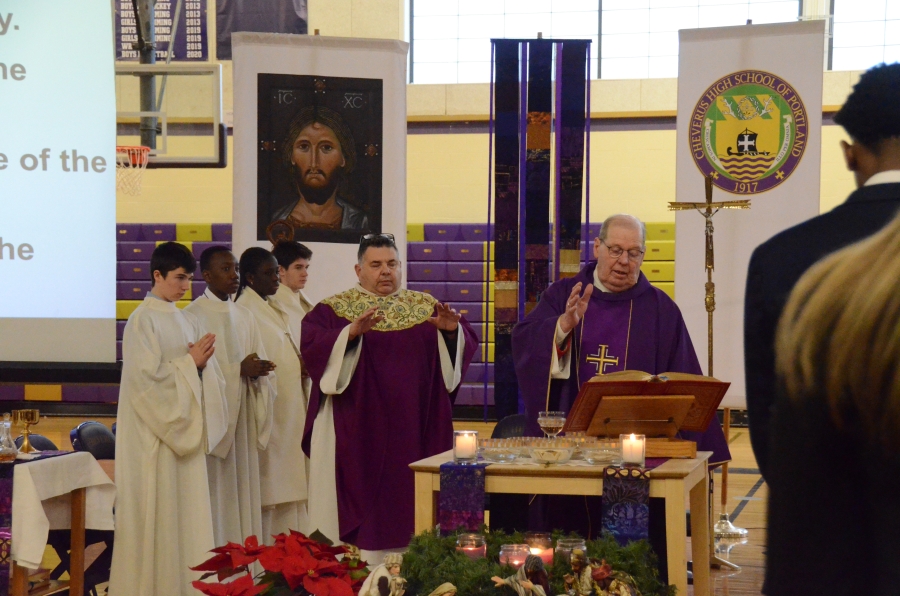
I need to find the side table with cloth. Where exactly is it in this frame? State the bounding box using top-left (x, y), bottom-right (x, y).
top-left (6, 451), bottom-right (116, 595)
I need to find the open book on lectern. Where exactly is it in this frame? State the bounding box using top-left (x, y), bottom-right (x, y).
top-left (561, 371), bottom-right (729, 439)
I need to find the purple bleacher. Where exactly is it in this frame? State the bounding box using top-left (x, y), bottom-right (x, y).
top-left (446, 282), bottom-right (484, 302)
top-left (470, 323), bottom-right (485, 342)
top-left (62, 385), bottom-right (120, 403)
top-left (407, 242), bottom-right (448, 262)
top-left (116, 224), bottom-right (142, 242)
top-left (116, 321), bottom-right (127, 340)
top-left (407, 262), bottom-right (448, 281)
top-left (451, 302), bottom-right (484, 322)
top-left (212, 223), bottom-right (233, 242)
top-left (140, 223), bottom-right (176, 242)
top-left (463, 363), bottom-right (495, 383)
top-left (116, 341), bottom-right (122, 361)
top-left (117, 281), bottom-right (152, 300)
top-left (447, 262), bottom-right (485, 282)
top-left (447, 242), bottom-right (484, 262)
top-left (455, 384), bottom-right (495, 406)
top-left (192, 241), bottom-right (227, 260)
top-left (117, 261), bottom-right (151, 281)
top-left (117, 242), bottom-right (156, 261)
top-left (407, 282), bottom-right (447, 301)
top-left (459, 224), bottom-right (493, 242)
top-left (192, 281), bottom-right (207, 299)
top-left (424, 224), bottom-right (462, 242)
top-left (0, 385), bottom-right (24, 401)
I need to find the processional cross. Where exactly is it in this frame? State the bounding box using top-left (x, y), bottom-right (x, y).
top-left (668, 173), bottom-right (750, 551)
top-left (586, 345), bottom-right (619, 375)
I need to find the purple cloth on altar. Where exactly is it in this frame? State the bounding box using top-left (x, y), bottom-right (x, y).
top-left (438, 462), bottom-right (486, 534)
top-left (301, 298), bottom-right (478, 551)
top-left (512, 262), bottom-right (730, 465)
top-left (601, 466), bottom-right (650, 546)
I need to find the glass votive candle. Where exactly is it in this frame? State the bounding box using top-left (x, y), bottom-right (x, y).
top-left (620, 433), bottom-right (646, 467)
top-left (453, 430), bottom-right (478, 464)
top-left (524, 531), bottom-right (554, 565)
top-left (455, 533), bottom-right (486, 560)
top-left (499, 544), bottom-right (531, 569)
top-left (555, 538), bottom-right (586, 562)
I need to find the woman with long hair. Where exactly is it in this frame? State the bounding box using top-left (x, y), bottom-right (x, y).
top-left (768, 210), bottom-right (900, 594)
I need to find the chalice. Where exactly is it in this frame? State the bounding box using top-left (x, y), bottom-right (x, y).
top-left (12, 410), bottom-right (40, 453)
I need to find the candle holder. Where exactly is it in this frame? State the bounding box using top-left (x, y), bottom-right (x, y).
top-left (555, 538), bottom-right (586, 563)
top-left (453, 430), bottom-right (479, 464)
top-left (499, 544), bottom-right (530, 569)
top-left (12, 409), bottom-right (40, 454)
top-left (524, 532), bottom-right (554, 565)
top-left (620, 433), bottom-right (646, 467)
top-left (455, 533), bottom-right (486, 560)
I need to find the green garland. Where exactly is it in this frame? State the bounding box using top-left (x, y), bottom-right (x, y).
top-left (402, 528), bottom-right (675, 596)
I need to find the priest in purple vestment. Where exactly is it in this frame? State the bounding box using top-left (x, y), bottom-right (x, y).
top-left (513, 214), bottom-right (730, 463)
top-left (301, 233), bottom-right (478, 556)
top-left (507, 215), bottom-right (730, 578)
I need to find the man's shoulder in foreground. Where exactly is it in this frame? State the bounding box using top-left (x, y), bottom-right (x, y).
top-left (751, 182), bottom-right (900, 273)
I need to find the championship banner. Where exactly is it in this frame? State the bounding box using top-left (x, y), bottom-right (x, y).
top-left (232, 34), bottom-right (408, 303)
top-left (115, 0), bottom-right (209, 61)
top-left (675, 21), bottom-right (825, 407)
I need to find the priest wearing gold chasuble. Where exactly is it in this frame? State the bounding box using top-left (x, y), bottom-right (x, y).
top-left (301, 234), bottom-right (478, 556)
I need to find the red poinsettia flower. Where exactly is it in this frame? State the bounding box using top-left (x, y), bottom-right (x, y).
top-left (230, 536), bottom-right (266, 567)
top-left (191, 574), bottom-right (265, 596)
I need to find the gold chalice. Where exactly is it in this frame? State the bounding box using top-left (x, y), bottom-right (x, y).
top-left (12, 410), bottom-right (40, 453)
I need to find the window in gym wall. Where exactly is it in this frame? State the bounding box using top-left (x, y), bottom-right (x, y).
top-left (831, 0), bottom-right (899, 71)
top-left (410, 0), bottom-right (600, 84)
top-left (600, 0), bottom-right (800, 80)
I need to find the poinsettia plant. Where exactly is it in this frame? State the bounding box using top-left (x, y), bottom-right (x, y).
top-left (191, 531), bottom-right (370, 596)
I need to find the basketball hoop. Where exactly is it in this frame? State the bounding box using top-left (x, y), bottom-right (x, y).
top-left (116, 146), bottom-right (151, 196)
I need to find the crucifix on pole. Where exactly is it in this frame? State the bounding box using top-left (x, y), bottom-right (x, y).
top-left (668, 173), bottom-right (750, 557)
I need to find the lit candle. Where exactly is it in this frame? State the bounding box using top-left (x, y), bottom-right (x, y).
top-left (454, 430), bottom-right (478, 463)
top-left (621, 433), bottom-right (645, 466)
top-left (499, 544), bottom-right (530, 569)
top-left (530, 546), bottom-right (554, 565)
top-left (456, 534), bottom-right (486, 559)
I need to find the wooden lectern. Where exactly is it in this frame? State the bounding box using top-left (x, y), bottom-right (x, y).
top-left (562, 371), bottom-right (729, 458)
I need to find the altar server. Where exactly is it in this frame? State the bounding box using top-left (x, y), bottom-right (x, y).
top-left (300, 233), bottom-right (477, 558)
top-left (109, 242), bottom-right (228, 596)
top-left (185, 246), bottom-right (276, 546)
top-left (235, 247), bottom-right (310, 539)
top-left (270, 240), bottom-right (315, 351)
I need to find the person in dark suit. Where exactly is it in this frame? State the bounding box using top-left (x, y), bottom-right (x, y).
top-left (744, 62), bottom-right (900, 482)
top-left (768, 207), bottom-right (900, 595)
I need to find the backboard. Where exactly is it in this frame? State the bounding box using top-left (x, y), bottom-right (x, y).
top-left (115, 63), bottom-right (225, 168)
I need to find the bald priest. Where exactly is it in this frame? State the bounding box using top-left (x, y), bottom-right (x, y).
top-left (301, 233), bottom-right (478, 557)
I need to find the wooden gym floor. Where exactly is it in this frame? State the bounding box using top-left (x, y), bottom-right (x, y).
top-left (35, 417), bottom-right (766, 595)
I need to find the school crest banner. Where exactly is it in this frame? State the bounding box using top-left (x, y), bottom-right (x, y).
top-left (675, 21), bottom-right (825, 408)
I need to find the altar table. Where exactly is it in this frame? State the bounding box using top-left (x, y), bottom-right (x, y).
top-left (9, 451), bottom-right (116, 596)
top-left (410, 450), bottom-right (711, 596)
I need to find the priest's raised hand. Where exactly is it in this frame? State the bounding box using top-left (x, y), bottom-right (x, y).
top-left (347, 306), bottom-right (385, 340)
top-left (188, 332), bottom-right (216, 368)
top-left (428, 302), bottom-right (461, 333)
top-left (557, 282), bottom-right (593, 335)
top-left (240, 352), bottom-right (276, 377)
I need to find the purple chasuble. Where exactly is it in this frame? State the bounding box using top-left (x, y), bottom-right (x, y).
top-left (301, 289), bottom-right (478, 550)
top-left (512, 262), bottom-right (730, 465)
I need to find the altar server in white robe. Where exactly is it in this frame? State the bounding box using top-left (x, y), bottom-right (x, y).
top-left (109, 242), bottom-right (229, 596)
top-left (236, 247), bottom-right (310, 540)
top-left (185, 246), bottom-right (277, 546)
top-left (270, 240), bottom-right (315, 343)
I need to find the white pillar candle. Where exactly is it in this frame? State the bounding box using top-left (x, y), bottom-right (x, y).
top-left (454, 431), bottom-right (478, 461)
top-left (621, 433), bottom-right (645, 465)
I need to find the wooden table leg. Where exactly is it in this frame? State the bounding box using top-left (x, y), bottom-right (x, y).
top-left (69, 487), bottom-right (86, 596)
top-left (690, 466), bottom-right (711, 596)
top-left (414, 472), bottom-right (436, 535)
top-left (10, 562), bottom-right (28, 596)
top-left (663, 478), bottom-right (688, 596)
